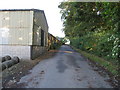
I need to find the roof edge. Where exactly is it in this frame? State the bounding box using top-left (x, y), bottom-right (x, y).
top-left (0, 9), bottom-right (44, 12)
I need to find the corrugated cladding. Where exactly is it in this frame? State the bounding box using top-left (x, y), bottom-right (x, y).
top-left (0, 11), bottom-right (33, 45)
top-left (0, 9), bottom-right (48, 46)
top-left (33, 10), bottom-right (48, 46)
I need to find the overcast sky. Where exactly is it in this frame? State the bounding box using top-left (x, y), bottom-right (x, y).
top-left (0, 0), bottom-right (65, 37)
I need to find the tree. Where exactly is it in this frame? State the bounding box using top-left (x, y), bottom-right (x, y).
top-left (58, 2), bottom-right (119, 63)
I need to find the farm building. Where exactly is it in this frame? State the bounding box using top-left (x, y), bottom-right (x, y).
top-left (48, 33), bottom-right (62, 50)
top-left (0, 9), bottom-right (48, 60)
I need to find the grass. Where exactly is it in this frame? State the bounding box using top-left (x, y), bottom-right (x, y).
top-left (73, 47), bottom-right (118, 76)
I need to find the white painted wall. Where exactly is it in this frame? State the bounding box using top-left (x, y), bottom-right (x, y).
top-left (0, 45), bottom-right (31, 60)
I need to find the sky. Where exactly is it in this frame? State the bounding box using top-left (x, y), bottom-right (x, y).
top-left (0, 0), bottom-right (65, 37)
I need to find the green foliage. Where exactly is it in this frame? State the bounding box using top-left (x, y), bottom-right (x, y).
top-left (50, 42), bottom-right (62, 50)
top-left (58, 2), bottom-right (120, 65)
top-left (59, 37), bottom-right (68, 44)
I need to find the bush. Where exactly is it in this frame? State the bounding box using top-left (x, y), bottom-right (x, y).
top-left (50, 42), bottom-right (62, 50)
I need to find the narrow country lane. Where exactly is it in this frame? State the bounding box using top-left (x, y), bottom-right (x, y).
top-left (17, 45), bottom-right (112, 88)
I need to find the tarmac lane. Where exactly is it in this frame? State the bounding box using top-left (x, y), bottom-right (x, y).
top-left (17, 45), bottom-right (112, 88)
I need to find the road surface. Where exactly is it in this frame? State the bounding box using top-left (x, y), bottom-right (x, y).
top-left (17, 45), bottom-right (112, 88)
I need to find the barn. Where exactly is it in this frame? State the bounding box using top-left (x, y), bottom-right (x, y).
top-left (0, 9), bottom-right (48, 60)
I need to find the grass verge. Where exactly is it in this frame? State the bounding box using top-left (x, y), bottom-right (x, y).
top-left (73, 47), bottom-right (118, 76)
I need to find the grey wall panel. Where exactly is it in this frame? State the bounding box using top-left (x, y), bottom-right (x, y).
top-left (0, 11), bottom-right (33, 45)
top-left (32, 24), bottom-right (41, 45)
top-left (33, 11), bottom-right (48, 46)
top-left (34, 11), bottom-right (48, 32)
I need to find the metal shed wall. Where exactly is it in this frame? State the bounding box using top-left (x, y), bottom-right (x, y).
top-left (33, 11), bottom-right (48, 46)
top-left (0, 9), bottom-right (49, 60)
top-left (0, 11), bottom-right (33, 45)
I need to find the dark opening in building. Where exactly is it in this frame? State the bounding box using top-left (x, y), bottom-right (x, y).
top-left (41, 29), bottom-right (44, 46)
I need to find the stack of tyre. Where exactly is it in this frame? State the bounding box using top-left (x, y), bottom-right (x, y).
top-left (1, 55), bottom-right (20, 71)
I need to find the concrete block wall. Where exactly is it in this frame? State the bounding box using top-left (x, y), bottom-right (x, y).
top-left (31, 46), bottom-right (47, 60)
